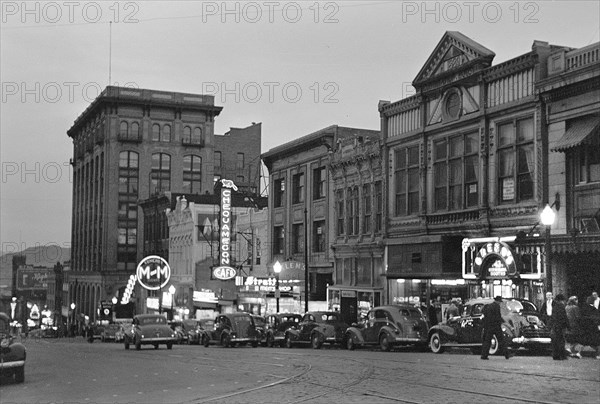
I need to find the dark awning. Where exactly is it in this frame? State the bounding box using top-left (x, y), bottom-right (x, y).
top-left (551, 116), bottom-right (600, 152)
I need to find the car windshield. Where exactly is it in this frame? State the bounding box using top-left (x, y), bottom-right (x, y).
top-left (282, 315), bottom-right (301, 323)
top-left (253, 317), bottom-right (266, 327)
top-left (183, 320), bottom-right (197, 328)
top-left (139, 316), bottom-right (167, 325)
top-left (394, 307), bottom-right (423, 318)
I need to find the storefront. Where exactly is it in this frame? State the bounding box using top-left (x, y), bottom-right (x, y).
top-left (192, 290), bottom-right (218, 320)
top-left (462, 236), bottom-right (546, 308)
top-left (327, 288), bottom-right (382, 324)
top-left (236, 276), bottom-right (301, 315)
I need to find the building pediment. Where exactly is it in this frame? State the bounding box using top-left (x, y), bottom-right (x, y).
top-left (413, 31), bottom-right (495, 90)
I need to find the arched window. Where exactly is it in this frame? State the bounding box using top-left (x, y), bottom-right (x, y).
top-left (183, 126), bottom-right (191, 143)
top-left (119, 121), bottom-right (128, 138)
top-left (150, 153), bottom-right (171, 194)
top-left (193, 127), bottom-right (202, 145)
top-left (161, 124), bottom-right (171, 142)
top-left (152, 124), bottom-right (160, 141)
top-left (130, 122), bottom-right (140, 140)
top-left (183, 155), bottom-right (202, 194)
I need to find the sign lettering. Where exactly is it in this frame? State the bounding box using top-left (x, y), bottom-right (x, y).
top-left (136, 255), bottom-right (171, 290)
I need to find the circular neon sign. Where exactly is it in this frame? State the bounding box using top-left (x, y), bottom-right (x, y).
top-left (136, 255), bottom-right (171, 290)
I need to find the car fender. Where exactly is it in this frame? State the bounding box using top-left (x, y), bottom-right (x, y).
top-left (381, 324), bottom-right (401, 337)
top-left (428, 324), bottom-right (456, 340)
top-left (345, 327), bottom-right (367, 344)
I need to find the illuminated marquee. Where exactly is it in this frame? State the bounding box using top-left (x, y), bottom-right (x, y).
top-left (136, 255), bottom-right (171, 290)
top-left (215, 179), bottom-right (237, 280)
top-left (472, 241), bottom-right (517, 279)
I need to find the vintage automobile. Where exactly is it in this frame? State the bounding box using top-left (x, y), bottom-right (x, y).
top-left (124, 314), bottom-right (178, 350)
top-left (428, 297), bottom-right (551, 355)
top-left (265, 313), bottom-right (302, 347)
top-left (201, 313), bottom-right (260, 348)
top-left (198, 319), bottom-right (215, 346)
top-left (101, 324), bottom-right (121, 342)
top-left (344, 305), bottom-right (429, 351)
top-left (181, 319), bottom-right (203, 345)
top-left (169, 321), bottom-right (188, 344)
top-left (284, 311), bottom-right (348, 349)
top-left (0, 312), bottom-right (26, 384)
top-left (115, 322), bottom-right (134, 343)
top-left (86, 322), bottom-right (105, 343)
top-left (251, 315), bottom-right (267, 346)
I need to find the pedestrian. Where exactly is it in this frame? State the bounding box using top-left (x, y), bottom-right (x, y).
top-left (445, 299), bottom-right (460, 321)
top-left (481, 296), bottom-right (511, 360)
top-left (564, 296), bottom-right (583, 358)
top-left (456, 297), bottom-right (464, 316)
top-left (592, 291), bottom-right (599, 310)
top-left (428, 300), bottom-right (438, 326)
top-left (550, 294), bottom-right (569, 360)
top-left (580, 295), bottom-right (600, 360)
top-left (540, 292), bottom-right (553, 326)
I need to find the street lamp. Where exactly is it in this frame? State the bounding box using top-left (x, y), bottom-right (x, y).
top-left (70, 303), bottom-right (76, 337)
top-left (540, 203), bottom-right (556, 293)
top-left (169, 285), bottom-right (176, 320)
top-left (273, 260), bottom-right (282, 313)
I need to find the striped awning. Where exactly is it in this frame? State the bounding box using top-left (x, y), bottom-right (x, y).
top-left (551, 116), bottom-right (600, 152)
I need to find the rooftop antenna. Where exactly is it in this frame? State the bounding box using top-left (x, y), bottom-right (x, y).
top-left (108, 21), bottom-right (112, 86)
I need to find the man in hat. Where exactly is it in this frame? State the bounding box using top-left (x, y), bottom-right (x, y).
top-left (481, 296), bottom-right (511, 359)
top-left (550, 294), bottom-right (570, 360)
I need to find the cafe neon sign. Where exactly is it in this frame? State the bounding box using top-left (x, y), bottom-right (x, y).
top-left (212, 179), bottom-right (238, 280)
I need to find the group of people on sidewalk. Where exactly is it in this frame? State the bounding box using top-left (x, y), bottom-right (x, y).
top-left (540, 291), bottom-right (600, 360)
top-left (479, 291), bottom-right (600, 360)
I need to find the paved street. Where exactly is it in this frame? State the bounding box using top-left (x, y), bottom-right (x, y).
top-left (1, 336), bottom-right (599, 404)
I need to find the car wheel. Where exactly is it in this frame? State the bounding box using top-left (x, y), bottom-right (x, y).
top-left (266, 334), bottom-right (274, 348)
top-left (222, 334), bottom-right (231, 348)
top-left (379, 334), bottom-right (391, 352)
top-left (202, 335), bottom-right (210, 347)
top-left (285, 335), bottom-right (293, 349)
top-left (346, 334), bottom-right (356, 351)
top-left (135, 336), bottom-right (142, 351)
top-left (429, 332), bottom-right (445, 354)
top-left (124, 336), bottom-right (130, 350)
top-left (14, 366), bottom-right (25, 383)
top-left (489, 334), bottom-right (500, 356)
top-left (311, 333), bottom-right (323, 349)
top-left (167, 342), bottom-right (173, 350)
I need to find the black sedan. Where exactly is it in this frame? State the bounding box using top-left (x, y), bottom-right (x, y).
top-left (284, 311), bottom-right (348, 349)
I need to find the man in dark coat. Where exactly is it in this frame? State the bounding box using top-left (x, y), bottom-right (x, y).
top-left (550, 294), bottom-right (569, 360)
top-left (580, 295), bottom-right (600, 359)
top-left (481, 296), bottom-right (511, 359)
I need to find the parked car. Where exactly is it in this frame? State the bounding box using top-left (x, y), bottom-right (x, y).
top-left (115, 322), bottom-right (134, 343)
top-left (428, 297), bottom-right (551, 355)
top-left (169, 321), bottom-right (188, 344)
top-left (198, 319), bottom-right (215, 346)
top-left (284, 311), bottom-right (348, 349)
top-left (0, 312), bottom-right (26, 383)
top-left (202, 313), bottom-right (260, 348)
top-left (251, 315), bottom-right (267, 346)
top-left (180, 319), bottom-right (203, 345)
top-left (101, 324), bottom-right (121, 342)
top-left (124, 314), bottom-right (178, 350)
top-left (86, 322), bottom-right (104, 343)
top-left (265, 313), bottom-right (302, 347)
top-left (344, 305), bottom-right (429, 351)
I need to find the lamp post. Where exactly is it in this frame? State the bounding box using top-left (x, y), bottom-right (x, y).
top-left (169, 285), bottom-right (176, 320)
top-left (70, 303), bottom-right (76, 337)
top-left (304, 206), bottom-right (309, 313)
top-left (540, 203), bottom-right (556, 293)
top-left (273, 260), bottom-right (282, 313)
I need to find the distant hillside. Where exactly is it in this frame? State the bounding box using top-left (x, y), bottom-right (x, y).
top-left (0, 245), bottom-right (71, 295)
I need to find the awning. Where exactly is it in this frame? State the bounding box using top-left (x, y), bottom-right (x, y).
top-left (551, 116), bottom-right (600, 152)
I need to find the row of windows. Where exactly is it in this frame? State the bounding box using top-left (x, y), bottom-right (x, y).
top-left (272, 219), bottom-right (326, 256)
top-left (273, 166), bottom-right (327, 208)
top-left (337, 182), bottom-right (383, 236)
top-left (119, 121), bottom-right (204, 145)
top-left (393, 116), bottom-right (535, 216)
top-left (213, 151), bottom-right (246, 170)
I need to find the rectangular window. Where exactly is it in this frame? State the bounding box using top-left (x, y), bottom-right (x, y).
top-left (236, 153), bottom-right (244, 170)
top-left (273, 226), bottom-right (284, 255)
top-left (313, 167), bottom-right (326, 200)
top-left (214, 151), bottom-right (222, 168)
top-left (336, 190), bottom-right (345, 236)
top-left (576, 146), bottom-right (600, 183)
top-left (292, 223), bottom-right (304, 254)
top-left (313, 220), bottom-right (325, 252)
top-left (274, 178), bottom-right (285, 208)
top-left (394, 146), bottom-right (420, 216)
top-left (375, 181), bottom-right (382, 233)
top-left (498, 117), bottom-right (534, 203)
top-left (292, 173), bottom-right (305, 204)
top-left (362, 184), bottom-right (371, 234)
